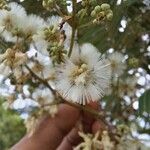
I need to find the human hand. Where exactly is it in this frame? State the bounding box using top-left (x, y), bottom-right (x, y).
top-left (11, 103), bottom-right (104, 150)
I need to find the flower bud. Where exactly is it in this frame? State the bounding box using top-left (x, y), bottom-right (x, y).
top-left (91, 10), bottom-right (96, 17)
top-left (93, 19), bottom-right (97, 24)
top-left (99, 11), bottom-right (105, 17)
top-left (90, 0), bottom-right (97, 5)
top-left (81, 1), bottom-right (86, 7)
top-left (128, 58), bottom-right (139, 68)
top-left (42, 0), bottom-right (47, 7)
top-left (94, 5), bottom-right (101, 13)
top-left (106, 13), bottom-right (113, 20)
top-left (78, 9), bottom-right (87, 18)
top-left (101, 3), bottom-right (110, 11)
top-left (48, 0), bottom-right (53, 5)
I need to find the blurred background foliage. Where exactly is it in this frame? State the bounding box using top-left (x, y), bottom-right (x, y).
top-left (0, 99), bottom-right (26, 150)
top-left (0, 0), bottom-right (149, 148)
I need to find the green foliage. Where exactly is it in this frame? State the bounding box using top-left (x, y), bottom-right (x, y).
top-left (139, 89), bottom-right (150, 115)
top-left (0, 100), bottom-right (26, 150)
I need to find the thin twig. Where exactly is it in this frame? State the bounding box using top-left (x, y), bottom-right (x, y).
top-left (64, 100), bottom-right (105, 119)
top-left (41, 101), bottom-right (61, 108)
top-left (55, 4), bottom-right (64, 17)
top-left (78, 21), bottom-right (94, 29)
top-left (68, 0), bottom-right (76, 57)
top-left (25, 64), bottom-right (56, 96)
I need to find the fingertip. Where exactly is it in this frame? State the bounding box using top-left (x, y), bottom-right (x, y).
top-left (92, 120), bottom-right (106, 134)
top-left (87, 102), bottom-right (99, 110)
top-left (81, 102), bottom-right (99, 132)
top-left (54, 104), bottom-right (80, 133)
top-left (59, 103), bottom-right (80, 120)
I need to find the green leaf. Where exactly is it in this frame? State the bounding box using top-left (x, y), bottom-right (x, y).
top-left (138, 89), bottom-right (150, 115)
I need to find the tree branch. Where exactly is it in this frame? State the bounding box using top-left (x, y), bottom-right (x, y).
top-left (68, 0), bottom-right (77, 57)
top-left (25, 64), bottom-right (56, 96)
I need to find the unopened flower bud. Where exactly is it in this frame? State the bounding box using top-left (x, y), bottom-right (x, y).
top-left (94, 5), bottom-right (101, 12)
top-left (78, 9), bottom-right (87, 18)
top-left (106, 13), bottom-right (113, 20)
top-left (128, 58), bottom-right (139, 68)
top-left (99, 11), bottom-right (105, 17)
top-left (101, 3), bottom-right (110, 11)
top-left (93, 19), bottom-right (97, 24)
top-left (90, 0), bottom-right (97, 5)
top-left (48, 0), bottom-right (53, 4)
top-left (42, 1), bottom-right (46, 7)
top-left (81, 1), bottom-right (86, 7)
top-left (91, 10), bottom-right (96, 17)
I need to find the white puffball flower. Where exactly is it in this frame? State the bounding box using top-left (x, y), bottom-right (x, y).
top-left (56, 43), bottom-right (111, 105)
top-left (32, 88), bottom-right (54, 105)
top-left (20, 14), bottom-right (45, 38)
top-left (119, 77), bottom-right (137, 98)
top-left (0, 2), bottom-right (27, 42)
top-left (27, 52), bottom-right (55, 82)
top-left (0, 2), bottom-right (26, 30)
top-left (32, 87), bottom-right (57, 117)
top-left (0, 48), bottom-right (28, 76)
top-left (108, 51), bottom-right (127, 77)
top-left (46, 15), bottom-right (62, 26)
top-left (8, 2), bottom-right (26, 17)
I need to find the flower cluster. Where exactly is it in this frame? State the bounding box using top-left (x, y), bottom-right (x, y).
top-left (0, 2), bottom-right (112, 106)
top-left (74, 126), bottom-right (148, 150)
top-left (0, 1), bottom-right (146, 148)
top-left (74, 131), bottom-right (102, 150)
top-left (91, 3), bottom-right (113, 24)
top-left (108, 52), bottom-right (126, 77)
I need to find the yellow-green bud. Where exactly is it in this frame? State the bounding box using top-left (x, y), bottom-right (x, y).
top-left (78, 9), bottom-right (87, 17)
top-left (128, 58), bottom-right (139, 68)
top-left (99, 11), bottom-right (105, 17)
top-left (91, 10), bottom-right (96, 17)
top-left (93, 19), bottom-right (97, 24)
top-left (106, 9), bottom-right (113, 14)
top-left (90, 0), bottom-right (97, 5)
top-left (42, 1), bottom-right (47, 7)
top-left (94, 5), bottom-right (101, 12)
top-left (48, 0), bottom-right (53, 4)
top-left (101, 3), bottom-right (110, 11)
top-left (106, 13), bottom-right (113, 20)
top-left (81, 1), bottom-right (86, 7)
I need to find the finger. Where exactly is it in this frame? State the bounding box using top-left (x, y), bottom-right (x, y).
top-left (82, 102), bottom-right (99, 132)
top-left (92, 120), bottom-right (106, 134)
top-left (57, 126), bottom-right (81, 150)
top-left (12, 104), bottom-right (80, 150)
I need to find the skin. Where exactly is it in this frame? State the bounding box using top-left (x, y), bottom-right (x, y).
top-left (11, 103), bottom-right (105, 150)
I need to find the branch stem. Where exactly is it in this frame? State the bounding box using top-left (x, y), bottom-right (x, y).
top-left (25, 64), bottom-right (56, 96)
top-left (68, 0), bottom-right (76, 57)
top-left (55, 4), bottom-right (64, 17)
